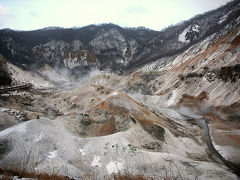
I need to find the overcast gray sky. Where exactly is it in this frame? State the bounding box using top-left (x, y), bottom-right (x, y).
top-left (0, 0), bottom-right (233, 31)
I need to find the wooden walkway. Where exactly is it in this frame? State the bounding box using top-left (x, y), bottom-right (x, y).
top-left (0, 84), bottom-right (31, 94)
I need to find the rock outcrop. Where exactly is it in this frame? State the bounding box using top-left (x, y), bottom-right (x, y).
top-left (0, 54), bottom-right (12, 86)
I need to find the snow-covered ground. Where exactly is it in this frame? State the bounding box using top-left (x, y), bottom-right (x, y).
top-left (178, 24), bottom-right (200, 43)
top-left (8, 63), bottom-right (53, 89)
top-left (0, 117), bottom-right (237, 179)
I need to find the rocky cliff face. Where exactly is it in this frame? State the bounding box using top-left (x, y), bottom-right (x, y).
top-left (0, 0), bottom-right (239, 74)
top-left (0, 54), bottom-right (12, 86)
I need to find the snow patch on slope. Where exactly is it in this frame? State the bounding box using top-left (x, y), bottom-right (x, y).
top-left (0, 121), bottom-right (28, 137)
top-left (8, 63), bottom-right (53, 89)
top-left (91, 155), bottom-right (102, 167)
top-left (178, 24), bottom-right (200, 43)
top-left (218, 14), bottom-right (228, 24)
top-left (106, 161), bottom-right (124, 174)
top-left (218, 11), bottom-right (231, 25)
top-left (79, 148), bottom-right (85, 156)
top-left (47, 150), bottom-right (58, 159)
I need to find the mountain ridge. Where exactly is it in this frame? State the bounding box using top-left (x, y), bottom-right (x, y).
top-left (0, 0), bottom-right (239, 74)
